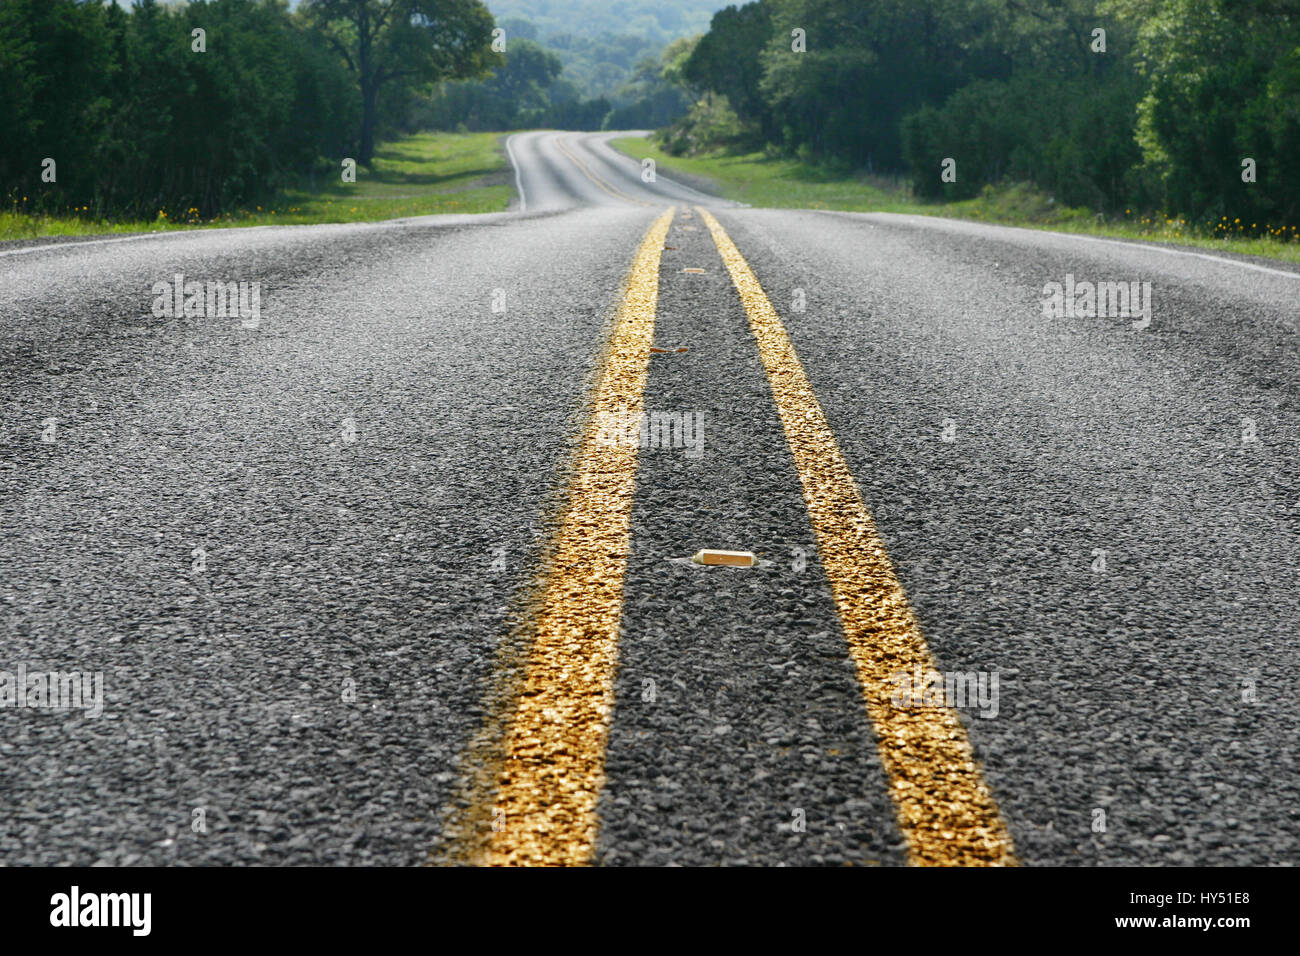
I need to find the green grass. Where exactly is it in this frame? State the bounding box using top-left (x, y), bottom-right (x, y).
top-left (0, 131), bottom-right (511, 241)
top-left (611, 135), bottom-right (1300, 265)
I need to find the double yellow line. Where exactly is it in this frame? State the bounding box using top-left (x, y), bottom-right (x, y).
top-left (446, 208), bottom-right (673, 866)
top-left (697, 209), bottom-right (1015, 865)
top-left (443, 206), bottom-right (1016, 866)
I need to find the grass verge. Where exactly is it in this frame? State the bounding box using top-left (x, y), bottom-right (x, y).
top-left (1, 131), bottom-right (511, 241)
top-left (611, 135), bottom-right (1300, 266)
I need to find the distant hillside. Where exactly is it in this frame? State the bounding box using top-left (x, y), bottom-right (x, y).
top-left (487, 0), bottom-right (721, 100)
top-left (486, 0), bottom-right (720, 42)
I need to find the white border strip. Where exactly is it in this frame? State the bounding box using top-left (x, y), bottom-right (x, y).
top-left (829, 210), bottom-right (1300, 281)
top-left (505, 134), bottom-right (527, 213)
top-left (1038, 228), bottom-right (1300, 280)
top-left (0, 231), bottom-right (180, 260)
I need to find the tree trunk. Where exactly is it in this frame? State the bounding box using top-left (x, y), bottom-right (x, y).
top-left (359, 79), bottom-right (379, 167)
top-left (357, 5), bottom-right (376, 168)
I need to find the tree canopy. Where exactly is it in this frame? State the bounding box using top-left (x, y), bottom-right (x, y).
top-left (665, 0), bottom-right (1300, 227)
top-left (303, 0), bottom-right (499, 165)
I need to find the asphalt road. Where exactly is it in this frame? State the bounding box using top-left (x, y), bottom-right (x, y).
top-left (2, 131), bottom-right (1298, 866)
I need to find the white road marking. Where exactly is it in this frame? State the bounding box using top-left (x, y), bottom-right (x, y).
top-left (506, 134), bottom-right (528, 213)
top-left (829, 210), bottom-right (1300, 281)
top-left (1042, 228), bottom-right (1300, 279)
top-left (0, 215), bottom-right (518, 263)
top-left (0, 232), bottom-right (181, 259)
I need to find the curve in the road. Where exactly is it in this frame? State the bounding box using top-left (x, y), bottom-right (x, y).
top-left (506, 130), bottom-right (737, 212)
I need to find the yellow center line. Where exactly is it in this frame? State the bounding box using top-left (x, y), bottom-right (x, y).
top-left (697, 206), bottom-right (1017, 866)
top-left (553, 135), bottom-right (656, 207)
top-left (464, 207), bottom-right (674, 866)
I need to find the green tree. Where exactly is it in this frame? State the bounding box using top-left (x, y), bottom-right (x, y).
top-left (0, 0), bottom-right (362, 219)
top-left (486, 38), bottom-right (563, 118)
top-left (303, 0), bottom-right (499, 165)
top-left (759, 0), bottom-right (1009, 167)
top-left (607, 44), bottom-right (694, 129)
top-left (1106, 0), bottom-right (1300, 226)
top-left (682, 2), bottom-right (773, 139)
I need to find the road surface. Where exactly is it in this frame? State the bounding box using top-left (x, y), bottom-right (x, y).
top-left (2, 131), bottom-right (1298, 866)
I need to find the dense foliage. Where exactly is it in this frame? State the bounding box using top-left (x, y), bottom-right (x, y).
top-left (303, 0), bottom-right (498, 165)
top-left (7, 0), bottom-right (1296, 229)
top-left (667, 0), bottom-right (1300, 228)
top-left (0, 0), bottom-right (493, 219)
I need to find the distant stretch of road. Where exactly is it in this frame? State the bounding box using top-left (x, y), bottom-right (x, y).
top-left (2, 131), bottom-right (1298, 866)
top-left (505, 130), bottom-right (728, 211)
